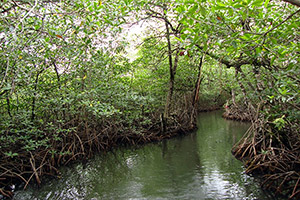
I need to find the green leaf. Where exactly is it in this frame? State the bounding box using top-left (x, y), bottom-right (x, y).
top-left (200, 6), bottom-right (206, 16)
top-left (188, 18), bottom-right (194, 25)
top-left (255, 47), bottom-right (262, 55)
top-left (174, 37), bottom-right (184, 43)
top-left (188, 5), bottom-right (198, 14)
top-left (273, 115), bottom-right (286, 130)
top-left (231, 41), bottom-right (237, 48)
top-left (2, 85), bottom-right (11, 91)
top-left (264, 0), bottom-right (270, 7)
top-left (270, 56), bottom-right (276, 66)
top-left (217, 2), bottom-right (226, 7)
top-left (252, 0), bottom-right (264, 7)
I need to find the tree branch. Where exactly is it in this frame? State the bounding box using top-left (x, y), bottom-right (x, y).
top-left (195, 44), bottom-right (273, 69)
top-left (283, 0), bottom-right (300, 7)
top-left (0, 4), bottom-right (17, 14)
top-left (146, 9), bottom-right (179, 33)
top-left (263, 8), bottom-right (300, 37)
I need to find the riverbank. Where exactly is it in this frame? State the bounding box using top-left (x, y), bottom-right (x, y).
top-left (13, 110), bottom-right (269, 200)
top-left (0, 106), bottom-right (197, 199)
top-left (223, 103), bottom-right (300, 199)
top-left (232, 122), bottom-right (300, 199)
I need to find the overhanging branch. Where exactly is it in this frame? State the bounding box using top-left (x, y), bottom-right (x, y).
top-left (283, 0), bottom-right (300, 7)
top-left (263, 8), bottom-right (300, 37)
top-left (195, 44), bottom-right (272, 69)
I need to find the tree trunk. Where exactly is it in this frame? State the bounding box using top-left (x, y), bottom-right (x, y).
top-left (231, 88), bottom-right (237, 107)
top-left (235, 68), bottom-right (248, 102)
top-left (163, 11), bottom-right (180, 118)
top-left (6, 94), bottom-right (12, 118)
top-left (190, 56), bottom-right (204, 126)
top-left (31, 68), bottom-right (42, 121)
top-left (192, 55), bottom-right (204, 108)
top-left (164, 47), bottom-right (180, 118)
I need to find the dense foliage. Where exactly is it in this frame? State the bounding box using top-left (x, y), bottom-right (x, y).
top-left (0, 0), bottom-right (299, 198)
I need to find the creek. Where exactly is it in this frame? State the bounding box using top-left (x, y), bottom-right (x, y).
top-left (14, 110), bottom-right (272, 199)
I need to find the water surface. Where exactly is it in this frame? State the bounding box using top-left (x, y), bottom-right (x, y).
top-left (14, 111), bottom-right (271, 199)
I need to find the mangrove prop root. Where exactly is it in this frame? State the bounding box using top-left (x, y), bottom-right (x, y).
top-left (0, 188), bottom-right (13, 199)
top-left (232, 120), bottom-right (300, 199)
top-left (0, 109), bottom-right (197, 196)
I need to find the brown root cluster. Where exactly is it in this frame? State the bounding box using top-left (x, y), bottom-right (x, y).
top-left (232, 119), bottom-right (300, 199)
top-left (222, 103), bottom-right (254, 121)
top-left (0, 109), bottom-right (197, 198)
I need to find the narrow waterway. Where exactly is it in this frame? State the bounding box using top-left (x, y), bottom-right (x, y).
top-left (14, 111), bottom-right (271, 200)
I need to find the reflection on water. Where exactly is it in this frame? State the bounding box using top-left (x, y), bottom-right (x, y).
top-left (14, 110), bottom-right (272, 200)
